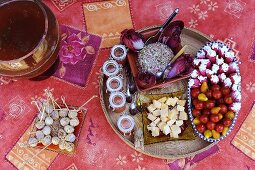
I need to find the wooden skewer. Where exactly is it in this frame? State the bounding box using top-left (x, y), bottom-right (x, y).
top-left (61, 96), bottom-right (70, 111)
top-left (77, 95), bottom-right (98, 111)
top-left (31, 101), bottom-right (42, 113)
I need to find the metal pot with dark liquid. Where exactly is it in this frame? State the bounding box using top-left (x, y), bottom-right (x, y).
top-left (0, 0), bottom-right (60, 79)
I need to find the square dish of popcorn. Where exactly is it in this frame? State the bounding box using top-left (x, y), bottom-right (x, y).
top-left (141, 92), bottom-right (195, 145)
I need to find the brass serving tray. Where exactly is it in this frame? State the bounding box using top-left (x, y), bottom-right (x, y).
top-left (100, 26), bottom-right (216, 159)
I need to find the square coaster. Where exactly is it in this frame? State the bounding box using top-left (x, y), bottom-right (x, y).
top-left (83, 0), bottom-right (133, 48)
top-left (6, 124), bottom-right (58, 170)
top-left (53, 25), bottom-right (101, 87)
top-left (51, 0), bottom-right (77, 12)
top-left (232, 103), bottom-right (255, 160)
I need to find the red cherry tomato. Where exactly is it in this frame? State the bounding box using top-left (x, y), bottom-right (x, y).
top-left (195, 101), bottom-right (204, 110)
top-left (223, 118), bottom-right (232, 127)
top-left (211, 84), bottom-right (220, 91)
top-left (212, 90), bottom-right (222, 99)
top-left (191, 88), bottom-right (200, 98)
top-left (196, 124), bottom-right (206, 133)
top-left (224, 95), bottom-right (233, 105)
top-left (203, 109), bottom-right (211, 115)
top-left (205, 90), bottom-right (212, 99)
top-left (206, 121), bottom-right (216, 130)
top-left (210, 114), bottom-right (220, 123)
top-left (215, 124), bottom-right (224, 132)
top-left (193, 99), bottom-right (199, 106)
top-left (199, 115), bottom-right (208, 124)
top-left (205, 100), bottom-right (215, 109)
top-left (192, 109), bottom-right (201, 117)
top-left (219, 104), bottom-right (228, 114)
top-left (221, 87), bottom-right (231, 96)
top-left (217, 98), bottom-right (225, 105)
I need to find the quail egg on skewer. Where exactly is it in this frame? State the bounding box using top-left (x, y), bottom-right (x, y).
top-left (68, 110), bottom-right (78, 119)
top-left (45, 116), bottom-right (54, 126)
top-left (60, 117), bottom-right (70, 126)
top-left (65, 142), bottom-right (75, 152)
top-left (70, 117), bottom-right (79, 127)
top-left (64, 125), bottom-right (74, 134)
top-left (28, 137), bottom-right (38, 147)
top-left (42, 126), bottom-right (51, 135)
top-left (42, 135), bottom-right (52, 146)
top-left (59, 140), bottom-right (66, 150)
top-left (65, 133), bottom-right (76, 142)
top-left (45, 104), bottom-right (54, 114)
top-left (35, 130), bottom-right (44, 141)
top-left (52, 137), bottom-right (60, 145)
top-left (59, 108), bottom-right (68, 117)
top-left (37, 112), bottom-right (46, 120)
top-left (50, 110), bottom-right (59, 120)
top-left (58, 129), bottom-right (67, 139)
top-left (35, 121), bottom-right (45, 129)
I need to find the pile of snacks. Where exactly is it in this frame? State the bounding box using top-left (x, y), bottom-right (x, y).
top-left (28, 89), bottom-right (96, 153)
top-left (189, 41), bottom-right (241, 140)
top-left (146, 97), bottom-right (188, 138)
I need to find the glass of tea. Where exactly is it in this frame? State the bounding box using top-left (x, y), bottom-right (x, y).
top-left (0, 0), bottom-right (60, 78)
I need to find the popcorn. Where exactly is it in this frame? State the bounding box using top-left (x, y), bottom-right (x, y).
top-left (229, 102), bottom-right (241, 112)
top-left (191, 69), bottom-right (199, 78)
top-left (231, 91), bottom-right (241, 102)
top-left (197, 50), bottom-right (206, 59)
top-left (206, 69), bottom-right (214, 79)
top-left (224, 51), bottom-right (235, 63)
top-left (211, 64), bottom-right (219, 74)
top-left (206, 49), bottom-right (217, 63)
top-left (197, 75), bottom-right (207, 83)
top-left (189, 78), bottom-right (201, 88)
top-left (216, 55), bottom-right (224, 66)
top-left (210, 75), bottom-right (219, 84)
top-left (223, 77), bottom-right (232, 87)
top-left (228, 62), bottom-right (238, 74)
top-left (229, 73), bottom-right (241, 85)
top-left (218, 73), bottom-right (227, 83)
top-left (218, 63), bottom-right (229, 74)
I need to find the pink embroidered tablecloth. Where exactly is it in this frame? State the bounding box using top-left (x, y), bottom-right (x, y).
top-left (1, 0), bottom-right (255, 169)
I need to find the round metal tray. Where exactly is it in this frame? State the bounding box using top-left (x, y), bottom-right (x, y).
top-left (99, 26), bottom-right (216, 159)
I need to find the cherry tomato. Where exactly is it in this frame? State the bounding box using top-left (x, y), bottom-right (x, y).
top-left (219, 104), bottom-right (228, 114)
top-left (199, 115), bottom-right (208, 124)
top-left (210, 114), bottom-right (220, 123)
top-left (206, 121), bottom-right (216, 130)
top-left (217, 98), bottom-right (225, 105)
top-left (226, 111), bottom-right (235, 119)
top-left (192, 109), bottom-right (201, 117)
top-left (205, 100), bottom-right (215, 109)
top-left (224, 95), bottom-right (233, 105)
top-left (212, 90), bottom-right (222, 99)
top-left (215, 124), bottom-right (224, 132)
top-left (193, 99), bottom-right (199, 106)
top-left (195, 101), bottom-right (204, 110)
top-left (223, 118), bottom-right (232, 127)
top-left (218, 113), bottom-right (223, 120)
top-left (196, 124), bottom-right (206, 133)
top-left (221, 87), bottom-right (231, 96)
top-left (191, 88), bottom-right (200, 98)
top-left (203, 109), bottom-right (211, 115)
top-left (211, 84), bottom-right (220, 91)
top-left (201, 82), bottom-right (209, 93)
top-left (205, 90), bottom-right (212, 99)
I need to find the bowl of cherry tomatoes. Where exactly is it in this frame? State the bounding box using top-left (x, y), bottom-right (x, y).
top-left (187, 42), bottom-right (241, 142)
